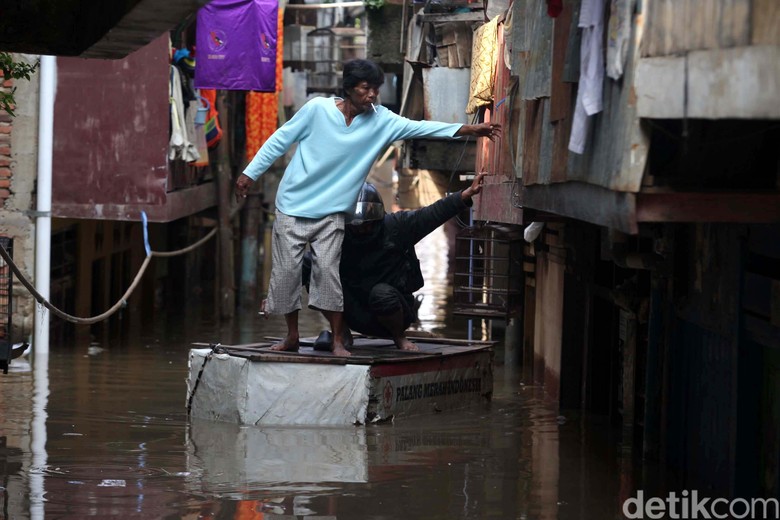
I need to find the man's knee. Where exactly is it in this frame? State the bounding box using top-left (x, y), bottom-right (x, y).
top-left (368, 284), bottom-right (403, 314)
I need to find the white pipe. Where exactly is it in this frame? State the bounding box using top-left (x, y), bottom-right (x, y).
top-left (30, 352), bottom-right (49, 520)
top-left (34, 55), bottom-right (55, 356)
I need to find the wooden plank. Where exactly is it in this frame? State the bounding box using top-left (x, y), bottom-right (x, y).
top-left (634, 57), bottom-right (686, 118)
top-left (550, 0), bottom-right (574, 122)
top-left (538, 99), bottom-right (554, 184)
top-left (640, 0), bottom-right (658, 56)
top-left (661, 0), bottom-right (676, 55)
top-left (522, 99), bottom-right (544, 185)
top-left (671, 0), bottom-right (690, 53)
top-left (231, 351), bottom-right (350, 365)
top-left (636, 192), bottom-right (780, 223)
top-left (435, 22), bottom-right (452, 67)
top-left (550, 115), bottom-right (572, 183)
top-left (718, 0), bottom-right (750, 48)
top-left (562, 0), bottom-right (581, 81)
top-left (473, 180), bottom-right (524, 225)
top-left (753, 0), bottom-right (780, 45)
top-left (687, 46), bottom-right (780, 119)
top-left (418, 12), bottom-right (485, 23)
top-left (697, 0), bottom-right (720, 50)
top-left (523, 182), bottom-right (639, 234)
top-left (644, 0), bottom-right (751, 55)
top-left (638, 46), bottom-right (780, 119)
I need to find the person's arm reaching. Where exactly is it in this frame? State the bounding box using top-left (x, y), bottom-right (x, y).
top-left (455, 122), bottom-right (502, 141)
top-left (397, 171), bottom-right (488, 245)
top-left (235, 101), bottom-right (314, 201)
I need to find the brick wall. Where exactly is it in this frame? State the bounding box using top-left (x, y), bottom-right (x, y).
top-left (0, 79), bottom-right (11, 205)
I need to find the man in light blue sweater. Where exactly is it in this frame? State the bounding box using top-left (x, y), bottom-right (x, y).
top-left (235, 59), bottom-right (501, 357)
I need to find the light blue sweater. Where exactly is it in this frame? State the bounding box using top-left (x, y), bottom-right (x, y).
top-left (243, 97), bottom-right (463, 219)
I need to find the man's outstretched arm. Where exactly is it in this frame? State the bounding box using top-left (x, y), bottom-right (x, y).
top-left (398, 171), bottom-right (488, 245)
top-left (455, 122), bottom-right (502, 141)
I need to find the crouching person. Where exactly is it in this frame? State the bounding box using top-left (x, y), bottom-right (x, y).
top-left (305, 172), bottom-right (487, 351)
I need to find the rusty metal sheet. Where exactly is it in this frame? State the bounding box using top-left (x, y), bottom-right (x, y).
top-left (422, 67), bottom-right (472, 124)
top-left (563, 0), bottom-right (581, 82)
top-left (522, 99), bottom-right (543, 185)
top-left (550, 116), bottom-right (572, 183)
top-left (537, 99), bottom-right (553, 184)
top-left (473, 181), bottom-right (524, 225)
top-left (550, 0), bottom-right (574, 122)
top-left (53, 34), bottom-right (170, 213)
top-left (522, 0), bottom-right (553, 100)
top-left (566, 10), bottom-right (648, 193)
top-left (642, 0), bottom-right (750, 57)
top-left (489, 26), bottom-right (516, 180)
top-left (511, 0), bottom-right (533, 54)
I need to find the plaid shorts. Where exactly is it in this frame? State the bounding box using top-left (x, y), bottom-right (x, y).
top-left (266, 211), bottom-right (345, 314)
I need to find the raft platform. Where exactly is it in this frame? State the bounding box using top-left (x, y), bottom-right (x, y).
top-left (186, 335), bottom-right (494, 426)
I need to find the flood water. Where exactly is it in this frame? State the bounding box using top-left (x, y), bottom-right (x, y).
top-left (1, 228), bottom-right (654, 519)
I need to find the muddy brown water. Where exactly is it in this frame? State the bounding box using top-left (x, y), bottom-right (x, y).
top-left (0, 230), bottom-right (656, 519)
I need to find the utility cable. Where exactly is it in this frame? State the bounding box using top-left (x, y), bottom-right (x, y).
top-left (0, 226), bottom-right (217, 325)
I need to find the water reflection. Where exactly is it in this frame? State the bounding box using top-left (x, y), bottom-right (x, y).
top-left (0, 332), bottom-right (651, 519)
top-left (187, 421), bottom-right (368, 491)
top-left (0, 235), bottom-right (659, 519)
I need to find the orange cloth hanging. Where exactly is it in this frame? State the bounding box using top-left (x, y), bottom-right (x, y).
top-left (201, 88), bottom-right (223, 148)
top-left (246, 6), bottom-right (284, 161)
top-left (234, 500), bottom-right (264, 519)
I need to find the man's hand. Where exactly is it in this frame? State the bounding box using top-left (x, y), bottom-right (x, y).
top-left (235, 174), bottom-right (254, 203)
top-left (456, 122), bottom-right (502, 141)
top-left (462, 171), bottom-right (488, 201)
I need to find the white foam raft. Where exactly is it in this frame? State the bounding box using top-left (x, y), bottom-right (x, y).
top-left (187, 336), bottom-right (494, 426)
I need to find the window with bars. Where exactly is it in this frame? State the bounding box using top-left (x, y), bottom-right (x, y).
top-left (0, 237), bottom-right (13, 374)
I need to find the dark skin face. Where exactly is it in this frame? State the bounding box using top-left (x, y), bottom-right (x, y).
top-left (341, 81), bottom-right (381, 118)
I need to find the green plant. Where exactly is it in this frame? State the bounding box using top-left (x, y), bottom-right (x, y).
top-left (364, 0), bottom-right (386, 10)
top-left (0, 53), bottom-right (39, 116)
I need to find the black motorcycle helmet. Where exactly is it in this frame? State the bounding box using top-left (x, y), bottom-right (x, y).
top-left (349, 182), bottom-right (385, 225)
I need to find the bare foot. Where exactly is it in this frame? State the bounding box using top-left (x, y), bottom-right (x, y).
top-left (331, 341), bottom-right (351, 357)
top-left (396, 338), bottom-right (419, 351)
top-left (269, 336), bottom-right (299, 352)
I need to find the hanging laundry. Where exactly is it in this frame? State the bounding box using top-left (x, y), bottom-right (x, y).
top-left (246, 93), bottom-right (278, 161)
top-left (169, 66), bottom-right (201, 162)
top-left (607, 0), bottom-right (632, 80)
top-left (502, 7), bottom-right (514, 70)
top-left (191, 90), bottom-right (210, 167)
top-left (195, 0), bottom-right (279, 91)
top-left (198, 89), bottom-right (223, 148)
top-left (466, 16), bottom-right (500, 114)
top-left (568, 0), bottom-right (606, 154)
top-left (547, 0), bottom-right (563, 18)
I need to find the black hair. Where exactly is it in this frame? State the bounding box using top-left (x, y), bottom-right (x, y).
top-left (342, 59), bottom-right (385, 95)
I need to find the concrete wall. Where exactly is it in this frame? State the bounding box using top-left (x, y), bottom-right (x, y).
top-left (1, 55), bottom-right (40, 340)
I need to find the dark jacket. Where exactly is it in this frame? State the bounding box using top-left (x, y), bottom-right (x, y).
top-left (340, 191), bottom-right (471, 299)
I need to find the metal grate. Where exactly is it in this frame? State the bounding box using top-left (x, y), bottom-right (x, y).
top-left (0, 237), bottom-right (13, 374)
top-left (453, 224), bottom-right (523, 319)
top-left (305, 27), bottom-right (366, 95)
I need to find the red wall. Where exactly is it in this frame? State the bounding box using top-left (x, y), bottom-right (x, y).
top-left (52, 34), bottom-right (170, 218)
